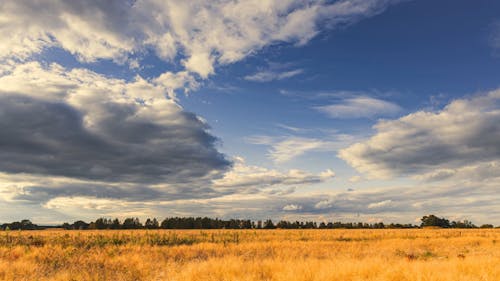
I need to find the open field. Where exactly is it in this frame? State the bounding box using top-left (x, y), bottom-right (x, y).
top-left (0, 229), bottom-right (499, 281)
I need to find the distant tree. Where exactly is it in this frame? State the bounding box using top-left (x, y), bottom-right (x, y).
top-left (451, 220), bottom-right (476, 228)
top-left (1, 219), bottom-right (38, 230)
top-left (73, 220), bottom-right (89, 230)
top-left (263, 219), bottom-right (275, 229)
top-left (145, 218), bottom-right (159, 229)
top-left (256, 220), bottom-right (262, 229)
top-left (123, 218), bottom-right (142, 229)
top-left (480, 224), bottom-right (494, 228)
top-left (276, 220), bottom-right (288, 229)
top-left (420, 215), bottom-right (450, 228)
top-left (111, 218), bottom-right (121, 229)
top-left (94, 218), bottom-right (108, 229)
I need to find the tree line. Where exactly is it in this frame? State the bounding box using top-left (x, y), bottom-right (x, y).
top-left (2, 215), bottom-right (497, 230)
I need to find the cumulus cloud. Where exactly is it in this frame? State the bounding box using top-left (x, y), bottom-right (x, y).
top-left (0, 62), bottom-right (230, 185)
top-left (0, 0), bottom-right (403, 77)
top-left (316, 96), bottom-right (402, 119)
top-left (314, 199), bottom-right (335, 210)
top-left (339, 89), bottom-right (500, 179)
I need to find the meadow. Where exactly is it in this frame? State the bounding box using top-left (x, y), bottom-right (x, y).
top-left (0, 229), bottom-right (499, 281)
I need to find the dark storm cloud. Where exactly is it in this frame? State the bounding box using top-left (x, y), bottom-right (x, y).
top-left (0, 94), bottom-right (230, 184)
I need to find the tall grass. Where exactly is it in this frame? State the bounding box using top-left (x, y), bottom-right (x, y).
top-left (0, 229), bottom-right (498, 280)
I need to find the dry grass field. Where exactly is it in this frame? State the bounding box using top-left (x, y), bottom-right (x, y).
top-left (0, 229), bottom-right (499, 281)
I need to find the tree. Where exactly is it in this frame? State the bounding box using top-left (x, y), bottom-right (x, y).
top-left (256, 220), bottom-right (262, 229)
top-left (451, 220), bottom-right (476, 228)
top-left (123, 217), bottom-right (142, 229)
top-left (94, 218), bottom-right (109, 229)
top-left (145, 218), bottom-right (159, 229)
top-left (420, 215), bottom-right (450, 228)
top-left (263, 219), bottom-right (275, 229)
top-left (73, 220), bottom-right (89, 230)
top-left (111, 218), bottom-right (121, 229)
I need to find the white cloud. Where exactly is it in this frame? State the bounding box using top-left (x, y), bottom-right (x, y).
top-left (339, 89), bottom-right (500, 179)
top-left (212, 157), bottom-right (334, 190)
top-left (283, 204), bottom-right (302, 211)
top-left (248, 135), bottom-right (356, 163)
top-left (182, 52), bottom-right (214, 79)
top-left (244, 69), bottom-right (303, 82)
top-left (316, 96), bottom-right (402, 119)
top-left (314, 199), bottom-right (334, 210)
top-left (0, 0), bottom-right (403, 77)
top-left (44, 196), bottom-right (126, 210)
top-left (268, 137), bottom-right (332, 163)
top-left (367, 199), bottom-right (392, 209)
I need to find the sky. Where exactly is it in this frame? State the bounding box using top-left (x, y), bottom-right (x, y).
top-left (1, 0), bottom-right (500, 225)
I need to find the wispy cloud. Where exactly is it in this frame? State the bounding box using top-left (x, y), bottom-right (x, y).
top-left (212, 157), bottom-right (334, 190)
top-left (248, 134), bottom-right (358, 164)
top-left (315, 96), bottom-right (402, 119)
top-left (367, 200), bottom-right (393, 209)
top-left (249, 136), bottom-right (332, 163)
top-left (244, 69), bottom-right (304, 82)
top-left (489, 20), bottom-right (500, 56)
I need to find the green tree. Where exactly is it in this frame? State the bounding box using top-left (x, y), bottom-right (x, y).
top-left (420, 215), bottom-right (450, 228)
top-left (263, 219), bottom-right (275, 229)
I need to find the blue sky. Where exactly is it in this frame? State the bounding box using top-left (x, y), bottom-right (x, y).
top-left (1, 0), bottom-right (500, 225)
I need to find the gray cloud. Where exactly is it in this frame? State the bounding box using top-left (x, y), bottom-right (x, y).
top-left (339, 90), bottom-right (500, 179)
top-left (0, 63), bottom-right (230, 185)
top-left (0, 94), bottom-right (229, 184)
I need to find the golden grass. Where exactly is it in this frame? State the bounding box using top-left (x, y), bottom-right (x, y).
top-left (0, 229), bottom-right (499, 280)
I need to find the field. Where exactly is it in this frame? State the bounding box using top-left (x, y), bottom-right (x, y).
top-left (0, 229), bottom-right (499, 281)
